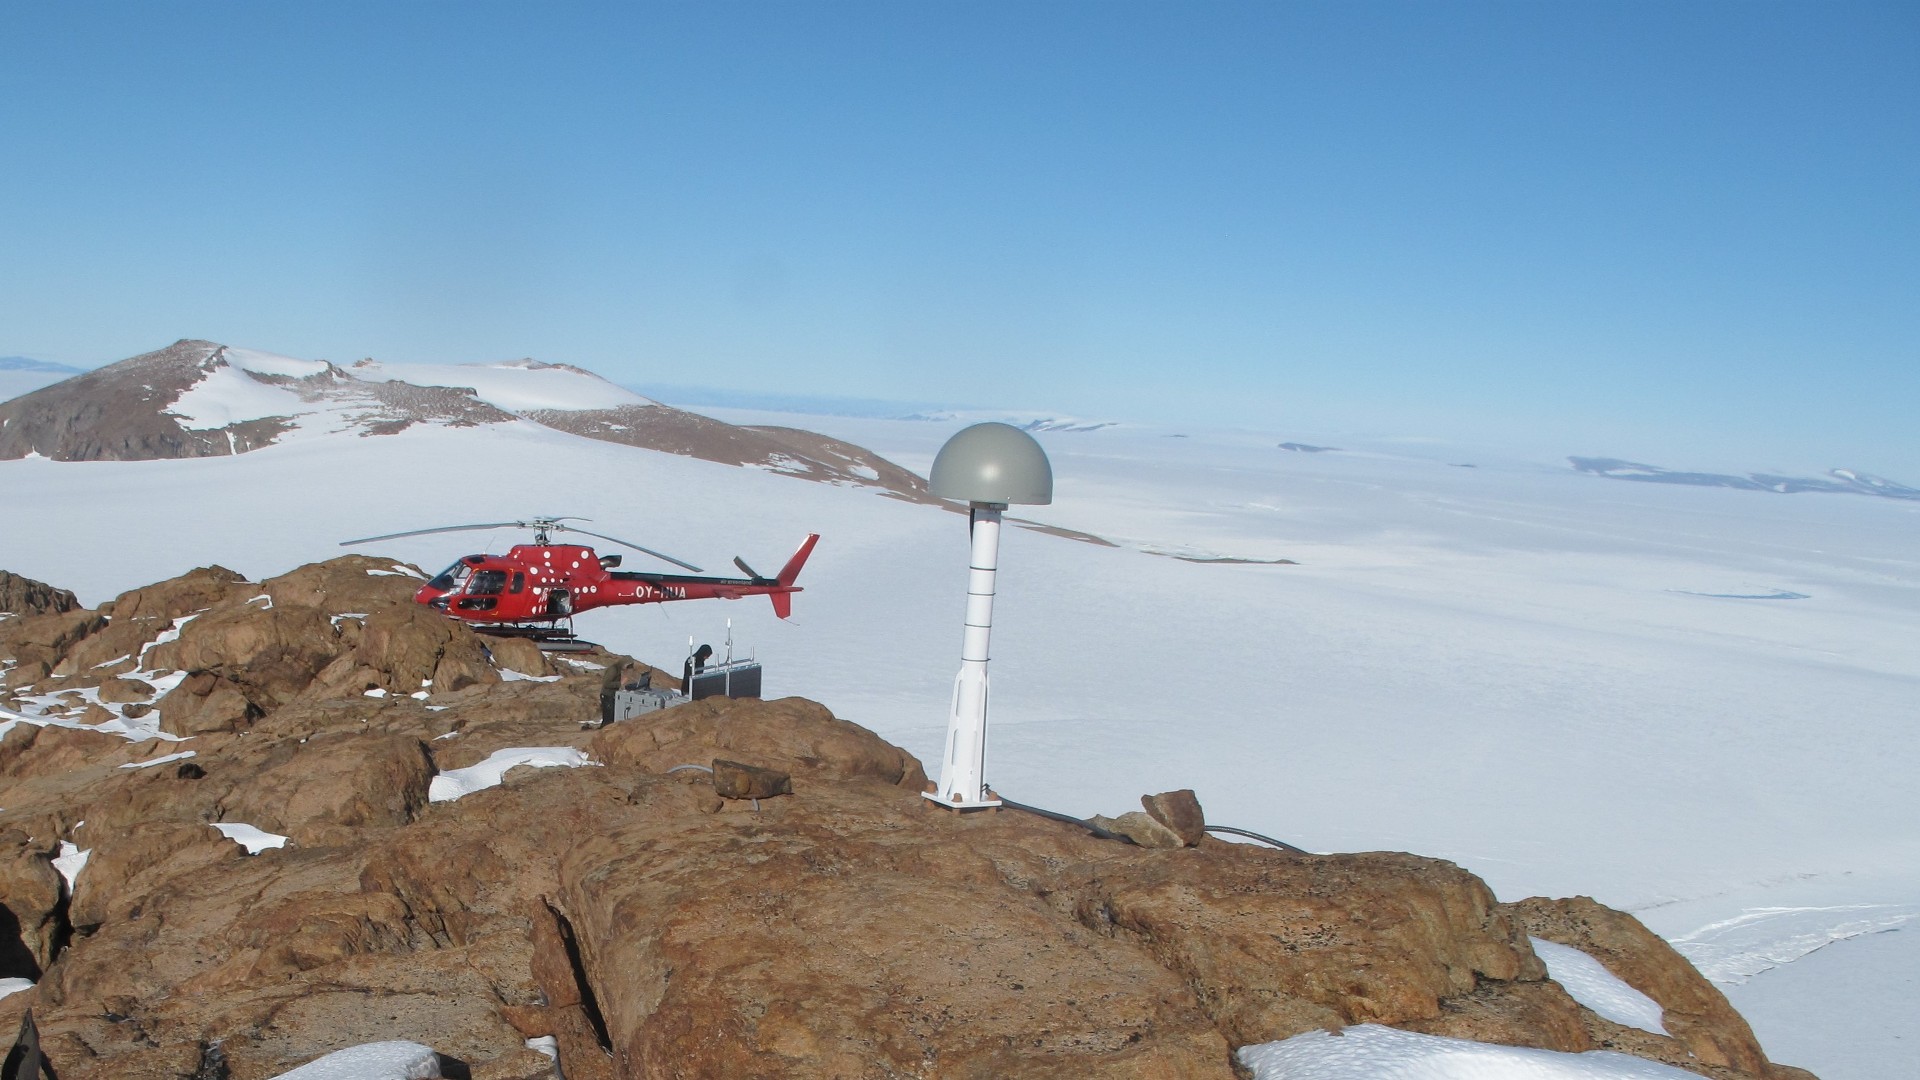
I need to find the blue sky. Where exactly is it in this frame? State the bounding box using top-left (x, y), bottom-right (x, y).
top-left (3, 2), bottom-right (1915, 471)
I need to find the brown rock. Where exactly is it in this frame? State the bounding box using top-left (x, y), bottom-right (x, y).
top-left (3, 657), bottom-right (50, 689)
top-left (0, 834), bottom-right (64, 974)
top-left (51, 616), bottom-right (170, 676)
top-left (471, 1046), bottom-right (562, 1080)
top-left (1507, 895), bottom-right (1778, 1077)
top-left (224, 733), bottom-right (433, 846)
top-left (486, 635), bottom-right (551, 678)
top-left (1051, 846), bottom-right (1542, 1047)
top-left (1089, 810), bottom-right (1185, 849)
top-left (95, 677), bottom-right (156, 704)
top-left (157, 670), bottom-right (261, 734)
top-left (108, 565), bottom-right (251, 622)
top-left (260, 555), bottom-right (426, 615)
top-left (710, 758), bottom-right (792, 799)
top-left (558, 803), bottom-right (1235, 1078)
top-left (0, 723), bottom-right (137, 781)
top-left (352, 604), bottom-right (500, 695)
top-left (68, 822), bottom-right (233, 930)
top-left (1142, 788), bottom-right (1207, 846)
top-left (0, 570), bottom-right (78, 616)
top-left (0, 608), bottom-right (105, 660)
top-left (145, 603), bottom-right (346, 708)
top-left (590, 695), bottom-right (927, 790)
top-left (1400, 977), bottom-right (1594, 1052)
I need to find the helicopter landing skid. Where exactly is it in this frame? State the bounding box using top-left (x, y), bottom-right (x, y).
top-left (474, 623), bottom-right (599, 653)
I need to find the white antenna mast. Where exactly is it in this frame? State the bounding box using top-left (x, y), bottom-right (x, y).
top-left (922, 423), bottom-right (1054, 810)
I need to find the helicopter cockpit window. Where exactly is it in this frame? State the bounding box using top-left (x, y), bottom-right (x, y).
top-left (468, 570), bottom-right (508, 596)
top-left (428, 562), bottom-right (472, 592)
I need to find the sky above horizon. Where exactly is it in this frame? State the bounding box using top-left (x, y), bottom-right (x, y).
top-left (3, 2), bottom-right (1915, 474)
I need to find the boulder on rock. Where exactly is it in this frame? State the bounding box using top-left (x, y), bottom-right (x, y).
top-left (710, 758), bottom-right (792, 799)
top-left (95, 676), bottom-right (155, 704)
top-left (486, 636), bottom-right (551, 678)
top-left (1142, 788), bottom-right (1207, 846)
top-left (1089, 810), bottom-right (1184, 849)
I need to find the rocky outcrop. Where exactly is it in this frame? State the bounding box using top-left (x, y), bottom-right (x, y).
top-left (0, 830), bottom-right (64, 977)
top-left (110, 565), bottom-right (254, 622)
top-left (0, 559), bottom-right (1819, 1080)
top-left (0, 571), bottom-right (77, 617)
top-left (1507, 896), bottom-right (1819, 1080)
top-left (523, 404), bottom-right (937, 503)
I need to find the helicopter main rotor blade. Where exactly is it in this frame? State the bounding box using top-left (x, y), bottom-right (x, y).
top-left (561, 527), bottom-right (704, 573)
top-left (733, 556), bottom-right (767, 581)
top-left (340, 522), bottom-right (527, 546)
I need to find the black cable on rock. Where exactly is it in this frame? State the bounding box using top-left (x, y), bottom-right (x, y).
top-left (943, 795), bottom-right (1315, 854)
top-left (995, 796), bottom-right (1136, 844)
top-left (1203, 824), bottom-right (1310, 854)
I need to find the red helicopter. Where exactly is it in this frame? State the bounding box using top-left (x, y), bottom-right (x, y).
top-left (340, 517), bottom-right (818, 640)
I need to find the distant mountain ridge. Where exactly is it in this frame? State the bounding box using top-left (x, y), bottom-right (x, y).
top-left (1570, 457), bottom-right (1918, 501)
top-left (0, 339), bottom-right (932, 502)
top-left (0, 356), bottom-right (85, 373)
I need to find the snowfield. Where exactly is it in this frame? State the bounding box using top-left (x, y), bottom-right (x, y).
top-left (1, 389), bottom-right (1915, 1078)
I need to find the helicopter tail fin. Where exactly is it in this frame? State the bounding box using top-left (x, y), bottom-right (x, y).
top-left (776, 534), bottom-right (819, 587)
top-left (767, 534), bottom-right (818, 619)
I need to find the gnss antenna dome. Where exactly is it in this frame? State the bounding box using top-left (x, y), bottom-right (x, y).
top-left (929, 422), bottom-right (1054, 506)
top-left (925, 423), bottom-right (1053, 811)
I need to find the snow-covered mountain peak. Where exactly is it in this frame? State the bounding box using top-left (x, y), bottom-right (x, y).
top-left (0, 338), bottom-right (927, 502)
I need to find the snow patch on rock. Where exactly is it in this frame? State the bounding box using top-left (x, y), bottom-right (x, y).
top-left (1531, 937), bottom-right (1667, 1035)
top-left (266, 1040), bottom-right (442, 1079)
top-left (428, 747), bottom-right (596, 802)
top-left (212, 822), bottom-right (290, 854)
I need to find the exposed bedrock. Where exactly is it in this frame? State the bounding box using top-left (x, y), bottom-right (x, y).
top-left (0, 557), bottom-right (1818, 1079)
